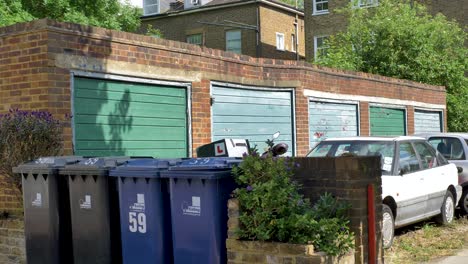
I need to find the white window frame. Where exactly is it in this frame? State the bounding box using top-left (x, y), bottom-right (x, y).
top-left (186, 33), bottom-right (203, 45)
top-left (314, 35), bottom-right (330, 61)
top-left (313, 0), bottom-right (329, 15)
top-left (226, 30), bottom-right (242, 54)
top-left (354, 0), bottom-right (378, 8)
top-left (143, 0), bottom-right (160, 16)
top-left (276, 33), bottom-right (285, 51)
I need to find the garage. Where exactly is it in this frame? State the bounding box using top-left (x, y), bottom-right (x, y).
top-left (73, 76), bottom-right (189, 158)
top-left (414, 109), bottom-right (443, 133)
top-left (211, 84), bottom-right (294, 155)
top-left (370, 106), bottom-right (406, 136)
top-left (309, 101), bottom-right (358, 147)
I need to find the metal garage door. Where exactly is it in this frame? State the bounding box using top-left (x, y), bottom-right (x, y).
top-left (309, 101), bottom-right (358, 147)
top-left (370, 106), bottom-right (406, 136)
top-left (73, 77), bottom-right (188, 157)
top-left (211, 85), bottom-right (294, 155)
top-left (414, 110), bottom-right (442, 133)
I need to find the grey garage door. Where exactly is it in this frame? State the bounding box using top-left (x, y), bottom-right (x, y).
top-left (414, 110), bottom-right (443, 133)
top-left (309, 101), bottom-right (358, 147)
top-left (73, 77), bottom-right (188, 158)
top-left (211, 85), bottom-right (294, 155)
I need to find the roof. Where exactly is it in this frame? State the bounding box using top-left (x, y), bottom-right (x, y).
top-left (319, 136), bottom-right (426, 142)
top-left (142, 0), bottom-right (304, 20)
top-left (414, 133), bottom-right (468, 140)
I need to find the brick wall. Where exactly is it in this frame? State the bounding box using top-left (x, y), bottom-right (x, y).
top-left (293, 157), bottom-right (384, 264)
top-left (416, 0), bottom-right (467, 28)
top-left (0, 219), bottom-right (25, 264)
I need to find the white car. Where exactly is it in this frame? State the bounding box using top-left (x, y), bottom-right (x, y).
top-left (307, 136), bottom-right (461, 248)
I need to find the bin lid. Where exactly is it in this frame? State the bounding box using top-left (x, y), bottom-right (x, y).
top-left (60, 157), bottom-right (136, 176)
top-left (160, 157), bottom-right (242, 180)
top-left (12, 156), bottom-right (84, 174)
top-left (109, 158), bottom-right (182, 178)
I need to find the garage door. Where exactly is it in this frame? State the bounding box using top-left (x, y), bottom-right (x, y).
top-left (73, 77), bottom-right (188, 158)
top-left (414, 110), bottom-right (442, 133)
top-left (211, 85), bottom-right (294, 155)
top-left (370, 106), bottom-right (406, 136)
top-left (309, 101), bottom-right (358, 147)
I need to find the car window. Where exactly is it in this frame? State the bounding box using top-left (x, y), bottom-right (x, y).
top-left (398, 142), bottom-right (420, 174)
top-left (413, 142), bottom-right (438, 169)
top-left (428, 137), bottom-right (466, 160)
top-left (308, 143), bottom-right (333, 157)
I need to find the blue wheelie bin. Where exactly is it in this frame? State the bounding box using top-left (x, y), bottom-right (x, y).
top-left (160, 157), bottom-right (241, 264)
top-left (13, 156), bottom-right (83, 264)
top-left (60, 157), bottom-right (133, 264)
top-left (109, 158), bottom-right (180, 264)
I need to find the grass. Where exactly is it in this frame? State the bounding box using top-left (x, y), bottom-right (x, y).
top-left (384, 216), bottom-right (468, 263)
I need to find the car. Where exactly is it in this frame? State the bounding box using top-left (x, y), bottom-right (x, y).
top-left (307, 136), bottom-right (461, 249)
top-left (415, 133), bottom-right (468, 214)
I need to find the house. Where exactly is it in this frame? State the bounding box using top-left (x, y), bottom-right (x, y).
top-left (304, 0), bottom-right (467, 61)
top-left (140, 0), bottom-right (305, 60)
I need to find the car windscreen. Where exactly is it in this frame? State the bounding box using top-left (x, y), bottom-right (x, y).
top-left (307, 140), bottom-right (395, 175)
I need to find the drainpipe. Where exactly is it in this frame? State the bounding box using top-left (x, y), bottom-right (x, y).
top-left (294, 0), bottom-right (299, 61)
top-left (256, 5), bottom-right (261, 57)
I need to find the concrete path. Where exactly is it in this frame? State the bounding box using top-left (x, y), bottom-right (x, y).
top-left (427, 248), bottom-right (468, 264)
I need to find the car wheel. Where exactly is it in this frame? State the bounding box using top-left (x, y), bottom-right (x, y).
top-left (382, 204), bottom-right (395, 249)
top-left (436, 191), bottom-right (455, 225)
top-left (458, 188), bottom-right (468, 215)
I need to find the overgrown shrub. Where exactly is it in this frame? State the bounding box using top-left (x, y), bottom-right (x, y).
top-left (232, 152), bottom-right (354, 256)
top-left (0, 109), bottom-right (64, 191)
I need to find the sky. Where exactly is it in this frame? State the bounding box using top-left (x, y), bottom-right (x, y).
top-left (127, 0), bottom-right (143, 7)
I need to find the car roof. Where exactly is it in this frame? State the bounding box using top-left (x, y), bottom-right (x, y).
top-left (319, 136), bottom-right (426, 142)
top-left (413, 133), bottom-right (468, 140)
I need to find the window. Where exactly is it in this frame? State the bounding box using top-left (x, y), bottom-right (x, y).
top-left (428, 137), bottom-right (466, 161)
top-left (291, 34), bottom-right (296, 52)
top-left (314, 36), bottom-right (329, 60)
top-left (313, 0), bottom-right (329, 15)
top-left (143, 0), bottom-right (159, 15)
top-left (398, 142), bottom-right (420, 174)
top-left (226, 30), bottom-right (241, 54)
top-left (187, 34), bottom-right (203, 45)
top-left (414, 142), bottom-right (438, 169)
top-left (355, 0), bottom-right (378, 8)
top-left (276, 33), bottom-right (285, 51)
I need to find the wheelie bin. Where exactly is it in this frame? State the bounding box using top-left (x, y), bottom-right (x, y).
top-left (160, 157), bottom-right (241, 264)
top-left (60, 157), bottom-right (133, 264)
top-left (109, 158), bottom-right (181, 264)
top-left (13, 156), bottom-right (83, 264)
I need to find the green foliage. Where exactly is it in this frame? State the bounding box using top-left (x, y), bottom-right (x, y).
top-left (278, 0), bottom-right (304, 9)
top-left (232, 152), bottom-right (354, 256)
top-left (0, 0), bottom-right (142, 32)
top-left (146, 24), bottom-right (164, 39)
top-left (0, 109), bottom-right (64, 191)
top-left (316, 0), bottom-right (468, 132)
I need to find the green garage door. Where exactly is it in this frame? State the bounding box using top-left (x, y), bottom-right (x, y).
top-left (414, 110), bottom-right (442, 133)
top-left (73, 77), bottom-right (188, 157)
top-left (309, 101), bottom-right (358, 147)
top-left (370, 106), bottom-right (406, 136)
top-left (211, 85), bottom-right (294, 155)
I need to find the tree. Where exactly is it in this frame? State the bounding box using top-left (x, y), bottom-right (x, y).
top-left (0, 0), bottom-right (142, 32)
top-left (316, 0), bottom-right (468, 132)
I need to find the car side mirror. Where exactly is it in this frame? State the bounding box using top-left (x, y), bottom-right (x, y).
top-left (398, 168), bottom-right (407, 176)
top-left (457, 167), bottom-right (463, 173)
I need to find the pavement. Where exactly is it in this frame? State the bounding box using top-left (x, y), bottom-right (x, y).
top-left (427, 248), bottom-right (468, 264)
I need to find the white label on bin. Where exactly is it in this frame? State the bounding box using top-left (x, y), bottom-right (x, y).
top-left (214, 143), bottom-right (226, 156)
top-left (32, 193), bottom-right (42, 207)
top-left (182, 196), bottom-right (201, 216)
top-left (129, 193), bottom-right (145, 212)
top-left (79, 195), bottom-right (92, 209)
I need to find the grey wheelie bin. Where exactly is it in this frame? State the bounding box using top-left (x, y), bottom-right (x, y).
top-left (60, 157), bottom-right (133, 264)
top-left (13, 156), bottom-right (83, 264)
top-left (109, 158), bottom-right (181, 264)
top-left (160, 157), bottom-right (241, 264)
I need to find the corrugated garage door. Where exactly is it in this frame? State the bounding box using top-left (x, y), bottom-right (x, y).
top-left (211, 85), bottom-right (294, 155)
top-left (370, 106), bottom-right (406, 136)
top-left (309, 101), bottom-right (358, 147)
top-left (414, 110), bottom-right (442, 133)
top-left (73, 77), bottom-right (188, 158)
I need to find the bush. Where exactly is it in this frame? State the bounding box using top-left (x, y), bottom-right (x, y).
top-left (232, 152), bottom-right (354, 256)
top-left (0, 109), bottom-right (64, 191)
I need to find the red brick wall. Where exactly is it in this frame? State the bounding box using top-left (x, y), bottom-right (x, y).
top-left (0, 19), bottom-right (446, 214)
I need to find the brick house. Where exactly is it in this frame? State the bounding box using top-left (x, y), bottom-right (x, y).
top-left (304, 0), bottom-right (467, 61)
top-left (140, 0), bottom-right (305, 60)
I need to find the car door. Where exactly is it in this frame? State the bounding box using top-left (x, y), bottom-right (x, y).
top-left (391, 141), bottom-right (427, 227)
top-left (428, 136), bottom-right (468, 186)
top-left (413, 141), bottom-right (451, 216)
